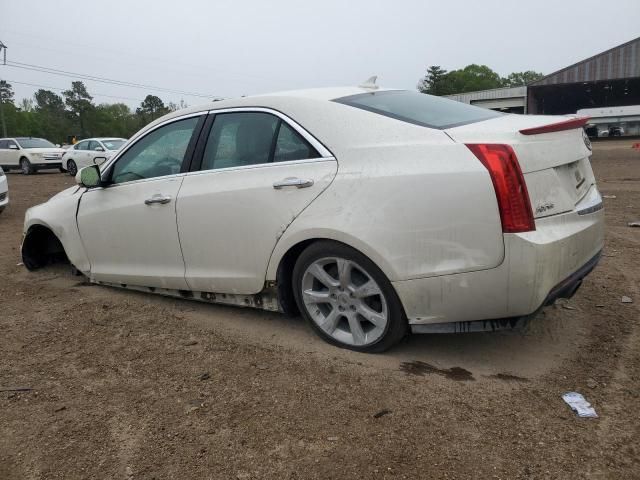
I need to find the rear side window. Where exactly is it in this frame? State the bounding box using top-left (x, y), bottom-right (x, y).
top-left (201, 112), bottom-right (319, 171)
top-left (333, 90), bottom-right (502, 129)
top-left (274, 122), bottom-right (318, 162)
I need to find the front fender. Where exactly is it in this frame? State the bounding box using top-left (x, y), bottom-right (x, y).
top-left (23, 187), bottom-right (91, 273)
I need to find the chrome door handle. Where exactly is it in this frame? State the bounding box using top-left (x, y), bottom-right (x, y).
top-left (144, 194), bottom-right (172, 205)
top-left (273, 177), bottom-right (314, 189)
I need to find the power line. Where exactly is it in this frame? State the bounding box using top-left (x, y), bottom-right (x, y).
top-left (5, 79), bottom-right (145, 103)
top-left (3, 60), bottom-right (220, 100)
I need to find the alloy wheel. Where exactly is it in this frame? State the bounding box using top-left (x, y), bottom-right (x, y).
top-left (301, 257), bottom-right (388, 347)
top-left (67, 160), bottom-right (77, 176)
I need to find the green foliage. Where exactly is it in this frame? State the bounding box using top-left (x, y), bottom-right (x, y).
top-left (418, 65), bottom-right (545, 95)
top-left (1, 81), bottom-right (184, 145)
top-left (417, 66), bottom-right (449, 96)
top-left (63, 81), bottom-right (94, 137)
top-left (502, 71), bottom-right (544, 87)
top-left (0, 80), bottom-right (15, 103)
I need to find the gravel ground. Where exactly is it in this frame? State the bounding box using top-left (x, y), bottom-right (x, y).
top-left (1, 140), bottom-right (639, 479)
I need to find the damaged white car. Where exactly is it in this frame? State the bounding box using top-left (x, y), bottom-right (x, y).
top-left (22, 85), bottom-right (604, 352)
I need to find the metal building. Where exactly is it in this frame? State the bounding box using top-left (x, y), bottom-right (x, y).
top-left (527, 36), bottom-right (640, 115)
top-left (445, 86), bottom-right (526, 113)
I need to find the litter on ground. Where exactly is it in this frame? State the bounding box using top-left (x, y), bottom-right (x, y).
top-left (562, 392), bottom-right (598, 418)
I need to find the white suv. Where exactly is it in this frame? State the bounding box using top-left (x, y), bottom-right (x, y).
top-left (0, 166), bottom-right (8, 214)
top-left (0, 137), bottom-right (66, 174)
top-left (62, 138), bottom-right (127, 176)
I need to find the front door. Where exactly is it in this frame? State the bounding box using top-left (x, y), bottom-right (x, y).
top-left (177, 110), bottom-right (338, 294)
top-left (77, 115), bottom-right (204, 289)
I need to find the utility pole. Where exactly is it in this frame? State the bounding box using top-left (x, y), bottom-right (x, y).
top-left (0, 41), bottom-right (7, 137)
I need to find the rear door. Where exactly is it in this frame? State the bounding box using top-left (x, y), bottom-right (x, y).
top-left (176, 109), bottom-right (337, 294)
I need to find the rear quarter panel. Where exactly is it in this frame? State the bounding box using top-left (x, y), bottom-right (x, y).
top-left (266, 141), bottom-right (504, 282)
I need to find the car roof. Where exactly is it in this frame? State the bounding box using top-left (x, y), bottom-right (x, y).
top-left (154, 86), bottom-right (399, 123)
top-left (131, 86), bottom-right (449, 156)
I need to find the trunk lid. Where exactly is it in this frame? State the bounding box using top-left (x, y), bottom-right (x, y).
top-left (446, 114), bottom-right (595, 219)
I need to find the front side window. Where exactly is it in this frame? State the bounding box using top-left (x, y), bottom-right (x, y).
top-left (201, 112), bottom-right (320, 171)
top-left (110, 116), bottom-right (199, 184)
top-left (88, 140), bottom-right (102, 151)
top-left (334, 90), bottom-right (502, 129)
top-left (75, 141), bottom-right (89, 150)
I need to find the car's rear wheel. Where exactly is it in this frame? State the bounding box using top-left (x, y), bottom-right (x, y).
top-left (20, 158), bottom-right (34, 175)
top-left (292, 241), bottom-right (407, 352)
top-left (66, 160), bottom-right (77, 176)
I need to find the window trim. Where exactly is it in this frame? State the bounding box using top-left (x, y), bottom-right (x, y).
top-left (189, 107), bottom-right (332, 173)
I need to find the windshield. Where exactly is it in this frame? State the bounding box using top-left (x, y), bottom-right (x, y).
top-left (334, 90), bottom-right (502, 129)
top-left (16, 138), bottom-right (56, 149)
top-left (101, 139), bottom-right (126, 150)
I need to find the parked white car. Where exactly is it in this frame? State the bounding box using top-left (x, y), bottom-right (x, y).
top-left (21, 86), bottom-right (604, 352)
top-left (0, 137), bottom-right (66, 174)
top-left (0, 166), bottom-right (8, 214)
top-left (62, 138), bottom-right (127, 175)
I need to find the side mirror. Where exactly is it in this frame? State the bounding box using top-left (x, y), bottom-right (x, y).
top-left (93, 156), bottom-right (107, 165)
top-left (94, 146), bottom-right (104, 152)
top-left (76, 165), bottom-right (102, 188)
top-left (8, 144), bottom-right (18, 150)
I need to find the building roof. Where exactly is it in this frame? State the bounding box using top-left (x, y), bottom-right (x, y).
top-left (444, 85), bottom-right (526, 102)
top-left (529, 36), bottom-right (640, 86)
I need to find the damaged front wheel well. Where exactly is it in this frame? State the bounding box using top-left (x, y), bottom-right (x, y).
top-left (22, 225), bottom-right (69, 271)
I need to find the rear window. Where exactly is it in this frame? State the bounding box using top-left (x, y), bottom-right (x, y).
top-left (333, 90), bottom-right (502, 129)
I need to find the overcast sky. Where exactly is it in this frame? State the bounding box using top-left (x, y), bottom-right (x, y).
top-left (1, 0), bottom-right (638, 108)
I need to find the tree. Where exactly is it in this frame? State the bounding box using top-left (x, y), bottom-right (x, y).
top-left (444, 64), bottom-right (504, 94)
top-left (63, 81), bottom-right (94, 136)
top-left (417, 64), bottom-right (504, 96)
top-left (34, 90), bottom-right (69, 143)
top-left (502, 71), bottom-right (544, 87)
top-left (136, 95), bottom-right (169, 124)
top-left (20, 98), bottom-right (34, 112)
top-left (35, 89), bottom-right (66, 112)
top-left (0, 80), bottom-right (15, 104)
top-left (417, 66), bottom-right (449, 95)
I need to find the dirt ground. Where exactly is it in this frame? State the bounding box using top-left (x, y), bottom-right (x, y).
top-left (1, 140), bottom-right (639, 479)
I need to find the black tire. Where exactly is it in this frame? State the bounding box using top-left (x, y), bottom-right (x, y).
top-left (20, 158), bottom-right (34, 175)
top-left (292, 240), bottom-right (408, 353)
top-left (66, 160), bottom-right (77, 176)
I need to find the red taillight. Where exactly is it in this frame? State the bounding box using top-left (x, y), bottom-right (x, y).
top-left (519, 117), bottom-right (590, 135)
top-left (466, 144), bottom-right (535, 233)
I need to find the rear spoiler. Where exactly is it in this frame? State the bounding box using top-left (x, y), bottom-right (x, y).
top-left (519, 117), bottom-right (590, 136)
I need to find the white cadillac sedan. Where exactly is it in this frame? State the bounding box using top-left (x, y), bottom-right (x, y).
top-left (21, 86), bottom-right (604, 352)
top-left (61, 137), bottom-right (127, 175)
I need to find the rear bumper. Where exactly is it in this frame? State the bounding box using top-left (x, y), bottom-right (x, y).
top-left (411, 251), bottom-right (601, 333)
top-left (393, 195), bottom-right (605, 326)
